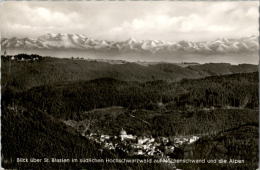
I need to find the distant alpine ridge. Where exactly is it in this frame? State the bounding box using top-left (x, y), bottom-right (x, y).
top-left (1, 33), bottom-right (258, 54)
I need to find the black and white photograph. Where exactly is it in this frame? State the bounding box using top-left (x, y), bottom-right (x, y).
top-left (0, 1), bottom-right (259, 169)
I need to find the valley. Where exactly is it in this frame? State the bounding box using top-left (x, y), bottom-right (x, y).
top-left (1, 54), bottom-right (259, 170)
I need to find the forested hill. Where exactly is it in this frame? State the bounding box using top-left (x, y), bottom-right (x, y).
top-left (1, 101), bottom-right (172, 170)
top-left (1, 54), bottom-right (258, 170)
top-left (1, 54), bottom-right (258, 90)
top-left (4, 72), bottom-right (258, 120)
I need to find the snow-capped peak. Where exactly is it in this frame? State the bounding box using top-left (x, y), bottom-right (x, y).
top-left (1, 33), bottom-right (258, 53)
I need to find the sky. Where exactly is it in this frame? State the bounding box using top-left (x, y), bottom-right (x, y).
top-left (0, 1), bottom-right (259, 42)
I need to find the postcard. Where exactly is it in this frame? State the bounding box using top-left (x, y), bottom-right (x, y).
top-left (1, 1), bottom-right (259, 169)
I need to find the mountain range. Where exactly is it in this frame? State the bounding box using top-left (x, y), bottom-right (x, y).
top-left (1, 33), bottom-right (258, 54)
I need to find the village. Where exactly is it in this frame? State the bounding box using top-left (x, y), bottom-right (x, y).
top-left (64, 120), bottom-right (199, 158)
top-left (1, 52), bottom-right (42, 62)
top-left (84, 129), bottom-right (200, 158)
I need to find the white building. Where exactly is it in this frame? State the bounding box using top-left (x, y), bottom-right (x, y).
top-left (188, 136), bottom-right (199, 144)
top-left (137, 136), bottom-right (150, 145)
top-left (119, 128), bottom-right (136, 141)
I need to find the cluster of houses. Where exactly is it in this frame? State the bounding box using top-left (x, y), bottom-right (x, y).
top-left (85, 129), bottom-right (199, 157)
top-left (64, 119), bottom-right (199, 158)
top-left (2, 54), bottom-right (42, 62)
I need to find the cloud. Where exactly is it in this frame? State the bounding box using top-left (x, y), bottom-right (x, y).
top-left (0, 2), bottom-right (83, 37)
top-left (0, 1), bottom-right (258, 41)
top-left (107, 2), bottom-right (258, 41)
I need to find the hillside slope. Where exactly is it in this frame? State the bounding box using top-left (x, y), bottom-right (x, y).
top-left (1, 106), bottom-right (172, 170)
top-left (1, 55), bottom-right (258, 90)
top-left (3, 72), bottom-right (258, 120)
top-left (180, 124), bottom-right (258, 170)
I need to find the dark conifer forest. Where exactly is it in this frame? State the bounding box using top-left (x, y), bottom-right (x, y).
top-left (1, 54), bottom-right (259, 170)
